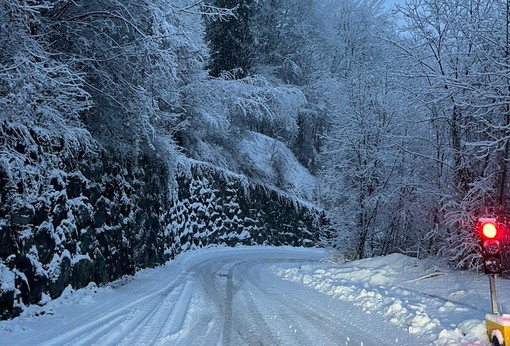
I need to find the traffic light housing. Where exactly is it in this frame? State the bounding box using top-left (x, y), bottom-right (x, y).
top-left (478, 218), bottom-right (502, 275)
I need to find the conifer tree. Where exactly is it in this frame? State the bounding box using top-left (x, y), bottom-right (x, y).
top-left (205, 0), bottom-right (253, 78)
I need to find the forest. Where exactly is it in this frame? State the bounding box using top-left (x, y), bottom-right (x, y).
top-left (1, 0), bottom-right (510, 317)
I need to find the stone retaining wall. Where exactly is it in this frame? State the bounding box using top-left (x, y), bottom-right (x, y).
top-left (0, 127), bottom-right (326, 319)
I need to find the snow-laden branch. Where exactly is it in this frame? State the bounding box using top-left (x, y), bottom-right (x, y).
top-left (174, 0), bottom-right (236, 19)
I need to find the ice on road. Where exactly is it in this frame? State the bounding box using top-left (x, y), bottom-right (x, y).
top-left (0, 247), bottom-right (494, 345)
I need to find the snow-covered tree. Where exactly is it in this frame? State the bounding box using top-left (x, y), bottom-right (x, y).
top-left (249, 0), bottom-right (337, 171)
top-left (176, 73), bottom-right (313, 194)
top-left (29, 0), bottom-right (211, 159)
top-left (396, 0), bottom-right (510, 268)
top-left (0, 0), bottom-right (95, 204)
top-left (317, 0), bottom-right (427, 259)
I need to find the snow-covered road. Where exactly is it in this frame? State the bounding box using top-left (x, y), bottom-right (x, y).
top-left (184, 248), bottom-right (417, 345)
top-left (0, 247), bottom-right (496, 345)
top-left (2, 247), bottom-right (416, 345)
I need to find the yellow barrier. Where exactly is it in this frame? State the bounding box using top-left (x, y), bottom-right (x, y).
top-left (486, 314), bottom-right (510, 345)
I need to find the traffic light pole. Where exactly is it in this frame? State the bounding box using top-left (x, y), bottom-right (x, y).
top-left (479, 218), bottom-right (507, 344)
top-left (489, 274), bottom-right (499, 315)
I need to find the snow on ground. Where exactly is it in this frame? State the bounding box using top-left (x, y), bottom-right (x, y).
top-left (272, 252), bottom-right (501, 345)
top-left (237, 131), bottom-right (317, 200)
top-left (0, 246), bottom-right (502, 345)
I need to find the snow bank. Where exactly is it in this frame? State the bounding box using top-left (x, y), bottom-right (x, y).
top-left (273, 253), bottom-right (501, 345)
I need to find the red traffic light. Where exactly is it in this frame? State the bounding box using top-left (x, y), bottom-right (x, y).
top-left (482, 222), bottom-right (497, 239)
top-left (478, 217), bottom-right (503, 275)
top-left (479, 218), bottom-right (499, 240)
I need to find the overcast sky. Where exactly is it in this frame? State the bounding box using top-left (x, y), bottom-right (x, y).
top-left (384, 0), bottom-right (406, 11)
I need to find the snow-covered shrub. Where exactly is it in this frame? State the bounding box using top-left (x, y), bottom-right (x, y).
top-left (183, 75), bottom-right (305, 142)
top-left (177, 74), bottom-right (314, 197)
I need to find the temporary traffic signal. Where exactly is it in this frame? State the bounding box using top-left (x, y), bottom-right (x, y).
top-left (478, 218), bottom-right (502, 275)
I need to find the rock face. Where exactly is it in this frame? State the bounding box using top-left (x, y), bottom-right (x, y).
top-left (0, 127), bottom-right (326, 320)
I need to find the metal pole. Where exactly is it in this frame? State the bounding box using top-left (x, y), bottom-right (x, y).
top-left (489, 274), bottom-right (499, 315)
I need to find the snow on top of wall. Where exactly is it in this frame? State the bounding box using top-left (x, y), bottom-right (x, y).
top-left (237, 131), bottom-right (316, 200)
top-left (176, 131), bottom-right (317, 203)
top-left (0, 261), bottom-right (15, 293)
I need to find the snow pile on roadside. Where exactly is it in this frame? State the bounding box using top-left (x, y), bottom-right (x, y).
top-left (272, 253), bottom-right (503, 345)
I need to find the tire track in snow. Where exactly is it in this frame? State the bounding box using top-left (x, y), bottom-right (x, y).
top-left (249, 264), bottom-right (403, 346)
top-left (192, 254), bottom-right (417, 346)
top-left (223, 263), bottom-right (281, 346)
top-left (37, 274), bottom-right (186, 346)
top-left (103, 279), bottom-right (194, 346)
top-left (150, 279), bottom-right (194, 345)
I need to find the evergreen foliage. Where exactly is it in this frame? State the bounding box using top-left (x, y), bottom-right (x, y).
top-left (204, 0), bottom-right (254, 78)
